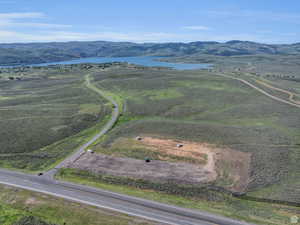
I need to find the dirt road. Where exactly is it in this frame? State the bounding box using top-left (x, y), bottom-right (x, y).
top-left (255, 79), bottom-right (300, 105)
top-left (216, 73), bottom-right (300, 109)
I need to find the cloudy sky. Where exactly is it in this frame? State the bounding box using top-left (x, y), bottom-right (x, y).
top-left (0, 0), bottom-right (299, 43)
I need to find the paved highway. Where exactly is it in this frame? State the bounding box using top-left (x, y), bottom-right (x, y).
top-left (0, 168), bottom-right (254, 225)
top-left (0, 74), bottom-right (255, 225)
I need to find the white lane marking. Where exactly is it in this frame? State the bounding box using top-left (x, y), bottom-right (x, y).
top-left (0, 181), bottom-right (209, 225)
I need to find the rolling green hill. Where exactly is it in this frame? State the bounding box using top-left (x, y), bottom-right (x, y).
top-left (1, 40), bottom-right (300, 66)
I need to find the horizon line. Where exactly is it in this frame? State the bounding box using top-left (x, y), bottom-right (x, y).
top-left (0, 39), bottom-right (299, 45)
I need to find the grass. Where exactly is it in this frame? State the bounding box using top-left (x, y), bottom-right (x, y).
top-left (36, 114), bottom-right (112, 172)
top-left (1, 63), bottom-right (300, 223)
top-left (117, 88), bottom-right (184, 102)
top-left (0, 66), bottom-right (111, 171)
top-left (56, 168), bottom-right (300, 225)
top-left (78, 103), bottom-right (101, 115)
top-left (0, 204), bottom-right (24, 225)
top-left (1, 64), bottom-right (297, 201)
top-left (247, 162), bottom-right (300, 203)
top-left (88, 66), bottom-right (300, 204)
top-left (92, 81), bottom-right (124, 114)
top-left (0, 184), bottom-right (157, 225)
top-left (172, 79), bottom-right (249, 93)
top-left (94, 136), bottom-right (207, 164)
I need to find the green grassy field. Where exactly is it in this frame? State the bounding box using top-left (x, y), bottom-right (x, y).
top-left (88, 66), bottom-right (300, 204)
top-left (162, 54), bottom-right (300, 77)
top-left (0, 184), bottom-right (157, 225)
top-left (1, 62), bottom-right (299, 224)
top-left (0, 65), bottom-right (111, 171)
top-left (56, 168), bottom-right (300, 225)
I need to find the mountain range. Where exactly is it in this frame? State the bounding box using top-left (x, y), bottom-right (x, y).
top-left (0, 40), bottom-right (300, 66)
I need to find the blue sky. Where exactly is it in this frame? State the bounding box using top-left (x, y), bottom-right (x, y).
top-left (0, 0), bottom-right (299, 43)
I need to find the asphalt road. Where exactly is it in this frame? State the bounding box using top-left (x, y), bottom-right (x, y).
top-left (44, 74), bottom-right (120, 178)
top-left (0, 74), bottom-right (255, 225)
top-left (0, 168), bottom-right (254, 225)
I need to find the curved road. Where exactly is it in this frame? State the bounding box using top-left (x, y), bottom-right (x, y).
top-left (255, 79), bottom-right (300, 105)
top-left (0, 73), bottom-right (255, 225)
top-left (216, 73), bottom-right (300, 109)
top-left (45, 74), bottom-right (120, 178)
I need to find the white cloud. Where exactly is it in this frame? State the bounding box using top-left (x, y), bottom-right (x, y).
top-left (0, 12), bottom-right (72, 30)
top-left (0, 11), bottom-right (298, 44)
top-left (0, 29), bottom-right (298, 44)
top-left (183, 26), bottom-right (210, 31)
top-left (3, 31), bottom-right (181, 43)
top-left (0, 30), bottom-right (16, 38)
top-left (0, 30), bottom-right (181, 43)
top-left (0, 22), bottom-right (72, 29)
top-left (0, 12), bottom-right (44, 19)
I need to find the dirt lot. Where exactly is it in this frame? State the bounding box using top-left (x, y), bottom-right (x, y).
top-left (68, 136), bottom-right (252, 192)
top-left (68, 153), bottom-right (214, 185)
top-left (140, 137), bottom-right (209, 164)
top-left (139, 137), bottom-right (251, 192)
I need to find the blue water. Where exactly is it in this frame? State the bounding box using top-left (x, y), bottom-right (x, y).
top-left (1, 56), bottom-right (212, 70)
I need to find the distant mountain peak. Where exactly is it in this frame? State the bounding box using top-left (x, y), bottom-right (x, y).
top-left (225, 40), bottom-right (257, 44)
top-left (189, 41), bottom-right (219, 45)
top-left (0, 40), bottom-right (299, 66)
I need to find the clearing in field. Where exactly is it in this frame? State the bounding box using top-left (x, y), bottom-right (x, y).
top-left (138, 137), bottom-right (252, 192)
top-left (71, 136), bottom-right (251, 192)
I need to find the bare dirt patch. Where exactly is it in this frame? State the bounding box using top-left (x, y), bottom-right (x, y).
top-left (140, 137), bottom-right (208, 164)
top-left (67, 153), bottom-right (214, 185)
top-left (25, 197), bottom-right (44, 206)
top-left (138, 137), bottom-right (251, 192)
top-left (214, 147), bottom-right (252, 192)
top-left (70, 136), bottom-right (251, 192)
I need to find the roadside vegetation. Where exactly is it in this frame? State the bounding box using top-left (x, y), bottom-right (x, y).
top-left (87, 66), bottom-right (300, 204)
top-left (0, 65), bottom-right (111, 171)
top-left (57, 168), bottom-right (300, 225)
top-left (0, 184), bottom-right (157, 225)
top-left (1, 61), bottom-right (299, 224)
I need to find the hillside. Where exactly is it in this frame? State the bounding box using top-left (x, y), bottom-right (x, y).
top-left (1, 40), bottom-right (300, 66)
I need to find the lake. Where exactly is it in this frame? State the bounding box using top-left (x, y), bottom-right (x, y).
top-left (0, 56), bottom-right (212, 70)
